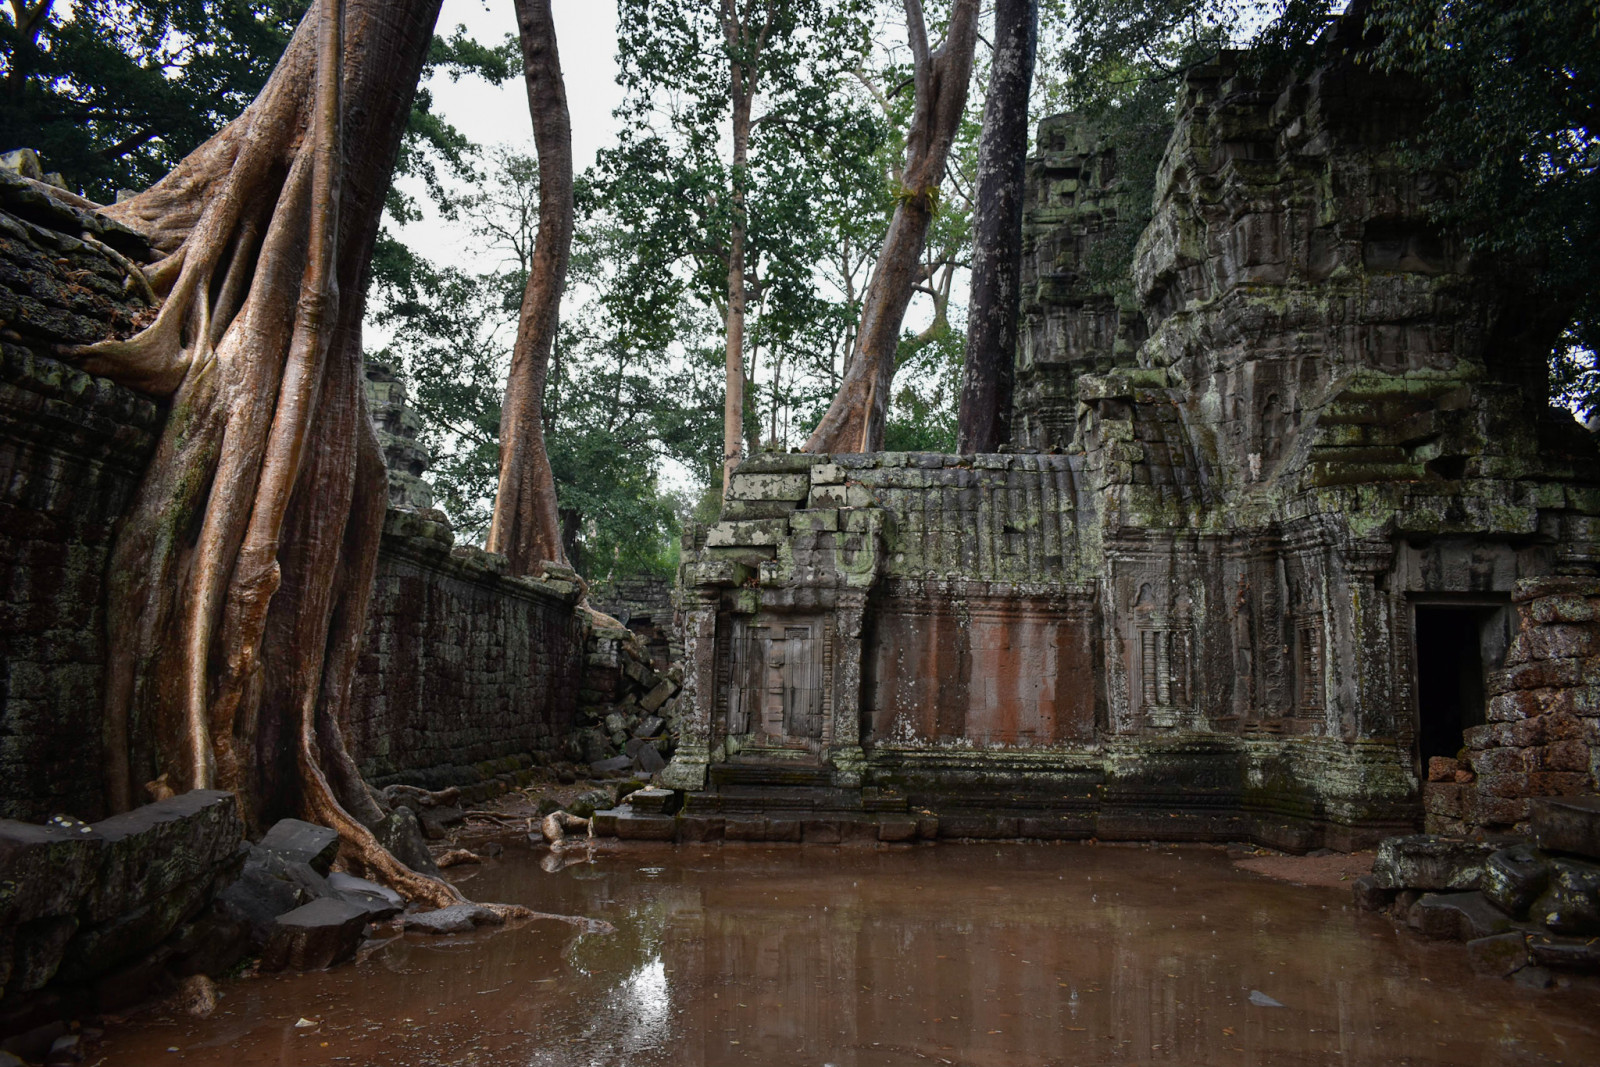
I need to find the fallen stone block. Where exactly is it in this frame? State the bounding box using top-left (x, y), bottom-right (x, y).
top-left (56, 868), bottom-right (220, 982)
top-left (1531, 857), bottom-right (1600, 936)
top-left (626, 788), bottom-right (676, 815)
top-left (7, 917), bottom-right (79, 995)
top-left (374, 808), bottom-right (439, 877)
top-left (639, 682), bottom-right (675, 714)
top-left (591, 755), bottom-right (634, 777)
top-left (214, 850), bottom-right (306, 946)
top-left (417, 805), bottom-right (465, 840)
top-left (1371, 834), bottom-right (1497, 890)
top-left (85, 790), bottom-right (241, 926)
top-left (257, 819), bottom-right (340, 876)
top-left (327, 873), bottom-right (403, 921)
top-left (634, 743), bottom-right (667, 775)
top-left (1409, 891), bottom-right (1514, 941)
top-left (260, 898), bottom-right (369, 971)
top-left (1481, 844), bottom-right (1551, 918)
top-left (634, 715), bottom-right (666, 739)
top-left (1532, 795), bottom-right (1600, 862)
top-left (1527, 933), bottom-right (1600, 973)
top-left (1467, 932), bottom-right (1530, 977)
top-left (1350, 874), bottom-right (1396, 912)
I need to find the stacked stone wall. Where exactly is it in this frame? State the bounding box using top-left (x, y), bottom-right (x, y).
top-left (1425, 578), bottom-right (1600, 833)
top-left (348, 510), bottom-right (584, 795)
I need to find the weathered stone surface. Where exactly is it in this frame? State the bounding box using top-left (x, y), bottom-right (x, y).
top-left (1467, 932), bottom-right (1530, 977)
top-left (260, 898), bottom-right (369, 971)
top-left (257, 819), bottom-right (340, 877)
top-left (0, 822), bottom-right (101, 924)
top-left (1532, 796), bottom-right (1600, 861)
top-left (1371, 836), bottom-right (1498, 891)
top-left (214, 849), bottom-right (313, 946)
top-left (1408, 892), bottom-right (1514, 942)
top-left (373, 808), bottom-right (439, 878)
top-left (1527, 933), bottom-right (1600, 973)
top-left (1481, 845), bottom-right (1551, 918)
top-left (1531, 858), bottom-right (1600, 936)
top-left (86, 791), bottom-right (241, 923)
top-left (402, 904), bottom-right (498, 936)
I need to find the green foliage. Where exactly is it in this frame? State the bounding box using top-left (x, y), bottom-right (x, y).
top-left (1367, 0), bottom-right (1600, 412)
top-left (371, 151), bottom-right (712, 580)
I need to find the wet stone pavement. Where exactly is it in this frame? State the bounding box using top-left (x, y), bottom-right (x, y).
top-left (96, 842), bottom-right (1600, 1066)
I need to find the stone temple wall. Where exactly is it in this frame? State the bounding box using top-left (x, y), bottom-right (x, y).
top-left (0, 170), bottom-right (585, 818)
top-left (668, 37), bottom-right (1600, 848)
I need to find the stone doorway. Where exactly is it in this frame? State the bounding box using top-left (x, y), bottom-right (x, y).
top-left (1412, 602), bottom-right (1511, 766)
top-left (724, 619), bottom-right (827, 757)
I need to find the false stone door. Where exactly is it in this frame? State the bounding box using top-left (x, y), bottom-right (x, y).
top-left (725, 619), bottom-right (825, 752)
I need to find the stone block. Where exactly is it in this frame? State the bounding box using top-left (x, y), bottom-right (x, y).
top-left (626, 788), bottom-right (676, 815)
top-left (633, 743), bottom-right (667, 775)
top-left (810, 463), bottom-right (845, 485)
top-left (1371, 835), bottom-right (1498, 890)
top-left (257, 818), bottom-right (340, 877)
top-left (723, 817), bottom-right (767, 841)
top-left (721, 498), bottom-right (799, 520)
top-left (801, 819), bottom-right (841, 844)
top-left (327, 873), bottom-right (403, 921)
top-left (259, 898), bottom-right (369, 971)
top-left (737, 452), bottom-right (817, 474)
top-left (591, 755), bottom-right (634, 777)
top-left (1481, 845), bottom-right (1552, 918)
top-left (1467, 932), bottom-right (1530, 977)
top-left (1532, 857), bottom-right (1600, 936)
top-left (845, 484), bottom-right (877, 508)
top-left (1527, 933), bottom-right (1600, 973)
top-left (808, 485), bottom-right (848, 509)
top-left (614, 812), bottom-right (676, 841)
top-left (727, 472), bottom-right (809, 502)
top-left (401, 903), bottom-right (498, 936)
top-left (1427, 756), bottom-right (1460, 782)
top-left (1410, 891), bottom-right (1514, 941)
top-left (877, 818), bottom-right (919, 843)
top-left (84, 790), bottom-right (241, 923)
top-left (639, 682), bottom-right (675, 713)
top-left (0, 820), bottom-right (102, 924)
top-left (633, 715), bottom-right (665, 739)
top-left (1532, 796), bottom-right (1600, 860)
top-left (766, 818), bottom-right (803, 842)
top-left (678, 815), bottom-right (723, 842)
top-left (788, 509), bottom-right (839, 533)
top-left (1350, 874), bottom-right (1395, 912)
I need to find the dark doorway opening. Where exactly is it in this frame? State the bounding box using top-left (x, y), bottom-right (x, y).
top-left (1413, 604), bottom-right (1509, 764)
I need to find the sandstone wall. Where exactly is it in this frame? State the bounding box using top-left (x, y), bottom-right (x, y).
top-left (0, 206), bottom-right (585, 817)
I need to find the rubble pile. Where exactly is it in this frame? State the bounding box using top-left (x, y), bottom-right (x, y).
top-left (568, 614), bottom-right (684, 780)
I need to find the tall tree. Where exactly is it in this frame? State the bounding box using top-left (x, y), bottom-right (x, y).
top-left (805, 0), bottom-right (981, 454)
top-left (957, 0), bottom-right (1037, 453)
top-left (606, 0), bottom-right (877, 492)
top-left (63, 0), bottom-right (504, 909)
top-left (485, 0), bottom-right (572, 575)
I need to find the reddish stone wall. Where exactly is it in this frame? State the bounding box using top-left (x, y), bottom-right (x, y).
top-left (1427, 577), bottom-right (1600, 832)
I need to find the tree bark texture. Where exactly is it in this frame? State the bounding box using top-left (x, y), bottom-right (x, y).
top-left (486, 0), bottom-right (574, 575)
top-left (803, 0), bottom-right (980, 454)
top-left (720, 0), bottom-right (759, 495)
top-left (64, 0), bottom-right (502, 909)
top-left (956, 0), bottom-right (1036, 454)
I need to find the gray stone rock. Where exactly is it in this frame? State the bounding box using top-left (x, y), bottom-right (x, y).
top-left (257, 819), bottom-right (340, 876)
top-left (1528, 933), bottom-right (1600, 973)
top-left (1532, 796), bottom-right (1600, 862)
top-left (7, 916), bottom-right (78, 994)
top-left (374, 808), bottom-right (440, 877)
top-left (626, 788), bottom-right (676, 815)
top-left (214, 846), bottom-right (307, 945)
top-left (1371, 835), bottom-right (1497, 891)
top-left (565, 790), bottom-right (611, 820)
top-left (1467, 932), bottom-right (1530, 977)
top-left (402, 904), bottom-right (498, 935)
top-left (327, 873), bottom-right (403, 921)
top-left (260, 898), bottom-right (369, 971)
top-left (634, 715), bottom-right (665, 739)
top-left (1531, 858), bottom-right (1600, 936)
top-left (1350, 874), bottom-right (1396, 912)
top-left (417, 804), bottom-right (464, 840)
top-left (1480, 845), bottom-right (1551, 919)
top-left (85, 790), bottom-right (241, 924)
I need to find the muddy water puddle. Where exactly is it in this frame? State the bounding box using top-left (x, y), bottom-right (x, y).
top-left (98, 842), bottom-right (1599, 1066)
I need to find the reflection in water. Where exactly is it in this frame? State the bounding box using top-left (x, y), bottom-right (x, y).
top-left (96, 843), bottom-right (1600, 1067)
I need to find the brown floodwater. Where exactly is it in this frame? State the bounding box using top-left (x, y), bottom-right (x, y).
top-left (95, 841), bottom-right (1600, 1067)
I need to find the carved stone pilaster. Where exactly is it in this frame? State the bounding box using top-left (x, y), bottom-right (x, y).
top-left (661, 592), bottom-right (719, 790)
top-left (827, 592), bottom-right (868, 786)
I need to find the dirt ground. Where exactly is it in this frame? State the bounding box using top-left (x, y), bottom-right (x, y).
top-left (1230, 847), bottom-right (1374, 888)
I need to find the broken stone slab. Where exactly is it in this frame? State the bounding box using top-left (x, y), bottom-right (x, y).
top-left (633, 715), bottom-right (665, 739)
top-left (327, 873), bottom-right (403, 921)
top-left (402, 904), bottom-right (499, 936)
top-left (1467, 932), bottom-right (1530, 977)
top-left (639, 681), bottom-right (675, 714)
top-left (1531, 857), bottom-right (1600, 936)
top-left (260, 898), bottom-right (369, 971)
top-left (1532, 796), bottom-right (1600, 861)
top-left (214, 849), bottom-right (307, 946)
top-left (257, 819), bottom-right (340, 876)
top-left (590, 755), bottom-right (634, 777)
top-left (634, 743), bottom-right (667, 775)
top-left (1371, 835), bottom-right (1498, 890)
top-left (54, 862), bottom-right (226, 984)
top-left (1481, 844), bottom-right (1551, 918)
top-left (1409, 891), bottom-right (1515, 941)
top-left (88, 793), bottom-right (245, 924)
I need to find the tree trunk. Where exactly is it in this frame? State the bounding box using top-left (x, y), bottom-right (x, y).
top-left (721, 4), bottom-right (755, 496)
top-left (66, 0), bottom-right (509, 910)
top-left (803, 0), bottom-right (980, 454)
top-left (957, 0), bottom-right (1036, 454)
top-left (486, 0), bottom-right (574, 575)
